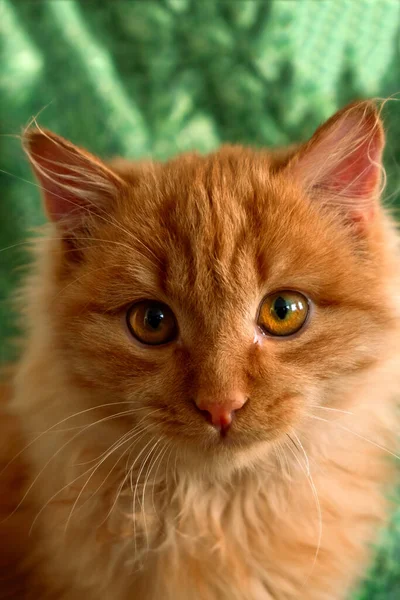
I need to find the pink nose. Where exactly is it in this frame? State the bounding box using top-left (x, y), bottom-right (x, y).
top-left (195, 393), bottom-right (247, 432)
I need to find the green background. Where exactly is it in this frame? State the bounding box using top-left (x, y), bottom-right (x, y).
top-left (0, 1), bottom-right (399, 597)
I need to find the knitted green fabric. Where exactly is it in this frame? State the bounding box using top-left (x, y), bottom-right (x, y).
top-left (0, 1), bottom-right (399, 597)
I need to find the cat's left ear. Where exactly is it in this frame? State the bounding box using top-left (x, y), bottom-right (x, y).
top-left (23, 127), bottom-right (126, 227)
top-left (286, 101), bottom-right (385, 226)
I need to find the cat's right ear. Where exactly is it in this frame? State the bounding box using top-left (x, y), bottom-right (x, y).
top-left (23, 127), bottom-right (126, 228)
top-left (285, 101), bottom-right (385, 229)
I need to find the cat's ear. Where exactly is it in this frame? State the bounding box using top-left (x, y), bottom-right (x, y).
top-left (286, 101), bottom-right (385, 225)
top-left (23, 128), bottom-right (126, 226)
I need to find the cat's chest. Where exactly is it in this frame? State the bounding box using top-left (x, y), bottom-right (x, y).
top-left (108, 474), bottom-right (317, 599)
top-left (110, 454), bottom-right (381, 600)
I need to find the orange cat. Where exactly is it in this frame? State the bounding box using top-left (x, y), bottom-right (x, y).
top-left (0, 101), bottom-right (399, 599)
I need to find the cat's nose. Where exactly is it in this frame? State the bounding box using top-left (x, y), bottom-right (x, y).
top-left (195, 393), bottom-right (247, 433)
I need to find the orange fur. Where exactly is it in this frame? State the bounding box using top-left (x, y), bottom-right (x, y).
top-left (0, 101), bottom-right (399, 599)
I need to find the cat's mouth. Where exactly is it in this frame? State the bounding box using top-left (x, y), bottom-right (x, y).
top-left (196, 420), bottom-right (270, 453)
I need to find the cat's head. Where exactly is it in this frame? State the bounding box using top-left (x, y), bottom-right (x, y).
top-left (23, 101), bottom-right (396, 475)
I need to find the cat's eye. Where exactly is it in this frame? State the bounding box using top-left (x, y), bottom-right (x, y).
top-left (257, 291), bottom-right (309, 337)
top-left (127, 301), bottom-right (178, 346)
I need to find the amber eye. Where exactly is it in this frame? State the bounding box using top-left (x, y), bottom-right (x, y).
top-left (127, 301), bottom-right (178, 346)
top-left (257, 291), bottom-right (309, 337)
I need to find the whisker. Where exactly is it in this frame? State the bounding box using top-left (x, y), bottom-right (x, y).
top-left (172, 441), bottom-right (180, 488)
top-left (74, 409), bottom-right (163, 466)
top-left (128, 436), bottom-right (158, 559)
top-left (99, 441), bottom-right (143, 529)
top-left (30, 428), bottom-right (139, 535)
top-left (273, 439), bottom-right (290, 480)
top-left (97, 425), bottom-right (161, 529)
top-left (2, 407), bottom-right (160, 524)
top-left (64, 425), bottom-right (155, 533)
top-left (31, 412), bottom-right (161, 534)
top-left (309, 405), bottom-right (354, 416)
top-left (285, 433), bottom-right (322, 587)
top-left (287, 432), bottom-right (310, 476)
top-left (138, 438), bottom-right (163, 550)
top-left (0, 401), bottom-right (148, 479)
top-left (150, 441), bottom-right (171, 520)
top-left (309, 414), bottom-right (400, 461)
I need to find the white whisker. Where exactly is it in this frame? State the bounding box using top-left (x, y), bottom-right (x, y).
top-left (150, 441), bottom-right (171, 520)
top-left (0, 401), bottom-right (151, 481)
top-left (64, 427), bottom-right (153, 533)
top-left (29, 417), bottom-right (157, 534)
top-left (139, 438), bottom-right (163, 550)
top-left (30, 429), bottom-right (136, 535)
top-left (310, 415), bottom-right (400, 461)
top-left (310, 405), bottom-right (354, 416)
top-left (285, 433), bottom-right (322, 587)
top-left (128, 436), bottom-right (158, 559)
top-left (3, 407), bottom-right (161, 525)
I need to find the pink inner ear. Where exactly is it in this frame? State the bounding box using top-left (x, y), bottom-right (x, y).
top-left (289, 103), bottom-right (385, 218)
top-left (318, 119), bottom-right (382, 201)
top-left (31, 151), bottom-right (89, 222)
top-left (24, 129), bottom-right (122, 224)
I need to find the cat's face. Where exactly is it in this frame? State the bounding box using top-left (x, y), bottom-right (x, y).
top-left (25, 102), bottom-right (393, 472)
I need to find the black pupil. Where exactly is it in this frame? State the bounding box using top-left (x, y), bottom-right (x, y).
top-left (145, 307), bottom-right (164, 330)
top-left (273, 296), bottom-right (290, 320)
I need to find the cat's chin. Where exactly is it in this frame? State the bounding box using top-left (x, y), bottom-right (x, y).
top-left (175, 434), bottom-right (274, 480)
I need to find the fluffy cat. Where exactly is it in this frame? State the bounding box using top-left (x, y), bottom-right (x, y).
top-left (0, 100), bottom-right (399, 600)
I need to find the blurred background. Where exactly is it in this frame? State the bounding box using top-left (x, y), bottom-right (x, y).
top-left (0, 1), bottom-right (399, 597)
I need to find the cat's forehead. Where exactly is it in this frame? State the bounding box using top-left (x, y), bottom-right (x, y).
top-left (160, 146), bottom-right (274, 216)
top-left (103, 147), bottom-right (356, 313)
top-left (124, 149), bottom-right (280, 299)
top-left (155, 160), bottom-right (261, 309)
top-left (133, 149), bottom-right (312, 253)
top-left (135, 147), bottom-right (289, 254)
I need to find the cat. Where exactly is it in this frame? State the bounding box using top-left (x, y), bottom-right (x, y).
top-left (0, 100), bottom-right (399, 600)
